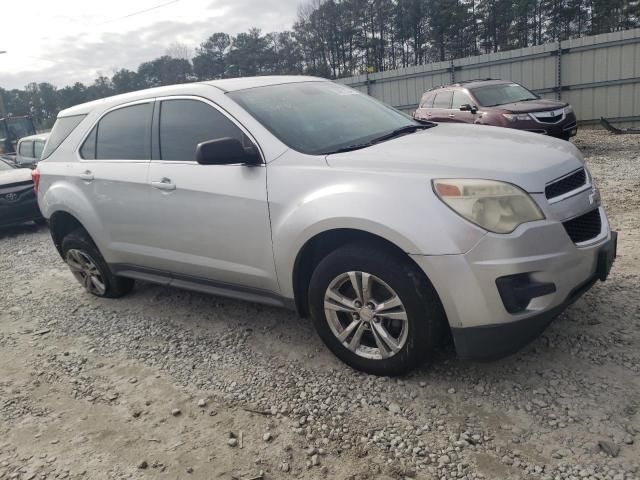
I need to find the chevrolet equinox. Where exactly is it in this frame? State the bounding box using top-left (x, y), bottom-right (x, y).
top-left (34, 76), bottom-right (617, 375)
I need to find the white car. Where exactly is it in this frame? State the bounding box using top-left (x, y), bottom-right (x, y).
top-left (16, 133), bottom-right (49, 168)
top-left (34, 76), bottom-right (616, 375)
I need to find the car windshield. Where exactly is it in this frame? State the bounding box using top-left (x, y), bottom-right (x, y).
top-left (228, 82), bottom-right (418, 155)
top-left (471, 83), bottom-right (538, 107)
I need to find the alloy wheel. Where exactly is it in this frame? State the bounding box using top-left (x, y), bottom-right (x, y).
top-left (323, 271), bottom-right (409, 360)
top-left (65, 249), bottom-right (107, 296)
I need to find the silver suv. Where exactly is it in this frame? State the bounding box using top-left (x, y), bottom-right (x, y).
top-left (34, 76), bottom-right (616, 375)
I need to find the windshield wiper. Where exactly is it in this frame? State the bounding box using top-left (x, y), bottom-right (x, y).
top-left (324, 124), bottom-right (435, 155)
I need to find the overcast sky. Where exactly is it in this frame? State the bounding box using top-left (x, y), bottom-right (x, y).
top-left (0, 0), bottom-right (301, 90)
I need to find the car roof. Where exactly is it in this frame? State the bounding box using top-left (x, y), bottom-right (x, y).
top-left (425, 79), bottom-right (512, 93)
top-left (18, 133), bottom-right (49, 143)
top-left (58, 75), bottom-right (329, 118)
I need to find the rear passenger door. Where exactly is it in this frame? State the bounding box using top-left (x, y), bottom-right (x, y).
top-left (77, 101), bottom-right (154, 266)
top-left (146, 97), bottom-right (277, 293)
top-left (429, 90), bottom-right (453, 122)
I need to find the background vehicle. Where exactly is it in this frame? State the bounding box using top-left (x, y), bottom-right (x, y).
top-left (35, 77), bottom-right (614, 375)
top-left (16, 133), bottom-right (49, 168)
top-left (0, 157), bottom-right (44, 228)
top-left (413, 79), bottom-right (578, 140)
top-left (0, 115), bottom-right (37, 155)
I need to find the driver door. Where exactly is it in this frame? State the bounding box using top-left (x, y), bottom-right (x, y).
top-left (146, 97), bottom-right (278, 293)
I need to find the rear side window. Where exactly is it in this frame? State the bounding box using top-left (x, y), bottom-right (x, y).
top-left (41, 115), bottom-right (86, 159)
top-left (34, 140), bottom-right (45, 159)
top-left (420, 93), bottom-right (434, 108)
top-left (158, 99), bottom-right (247, 161)
top-left (95, 103), bottom-right (152, 160)
top-left (80, 103), bottom-right (152, 160)
top-left (19, 141), bottom-right (34, 157)
top-left (433, 91), bottom-right (453, 109)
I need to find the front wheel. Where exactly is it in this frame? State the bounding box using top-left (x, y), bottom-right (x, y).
top-left (308, 244), bottom-right (446, 376)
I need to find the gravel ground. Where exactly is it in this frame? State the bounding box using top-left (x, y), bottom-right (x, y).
top-left (1, 129), bottom-right (639, 480)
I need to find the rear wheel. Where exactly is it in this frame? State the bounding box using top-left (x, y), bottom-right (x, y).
top-left (308, 244), bottom-right (446, 376)
top-left (61, 230), bottom-right (134, 298)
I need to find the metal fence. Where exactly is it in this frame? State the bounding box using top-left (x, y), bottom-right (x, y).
top-left (337, 28), bottom-right (640, 128)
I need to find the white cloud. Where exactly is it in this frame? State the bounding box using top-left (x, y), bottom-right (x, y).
top-left (0, 0), bottom-right (301, 89)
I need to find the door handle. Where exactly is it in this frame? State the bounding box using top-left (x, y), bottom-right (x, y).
top-left (151, 177), bottom-right (176, 191)
top-left (448, 114), bottom-right (456, 118)
top-left (79, 170), bottom-right (94, 181)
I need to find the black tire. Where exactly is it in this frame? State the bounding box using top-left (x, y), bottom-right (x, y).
top-left (558, 133), bottom-right (573, 141)
top-left (61, 229), bottom-right (134, 298)
top-left (308, 244), bottom-right (447, 376)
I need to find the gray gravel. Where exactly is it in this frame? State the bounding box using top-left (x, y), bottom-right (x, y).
top-left (0, 129), bottom-right (639, 480)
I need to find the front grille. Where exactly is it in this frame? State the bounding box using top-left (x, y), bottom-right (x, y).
top-left (545, 168), bottom-right (587, 199)
top-left (535, 114), bottom-right (563, 123)
top-left (563, 209), bottom-right (602, 243)
top-left (533, 108), bottom-right (565, 124)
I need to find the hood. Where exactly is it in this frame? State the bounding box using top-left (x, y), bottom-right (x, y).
top-left (0, 167), bottom-right (33, 187)
top-left (496, 99), bottom-right (568, 113)
top-left (325, 124), bottom-right (583, 193)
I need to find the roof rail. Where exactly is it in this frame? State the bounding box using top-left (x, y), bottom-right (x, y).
top-left (453, 78), bottom-right (499, 85)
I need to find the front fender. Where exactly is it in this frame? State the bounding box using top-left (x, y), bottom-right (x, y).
top-left (267, 156), bottom-right (485, 298)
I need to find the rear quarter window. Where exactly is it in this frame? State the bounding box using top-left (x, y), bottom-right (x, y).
top-left (41, 115), bottom-right (87, 159)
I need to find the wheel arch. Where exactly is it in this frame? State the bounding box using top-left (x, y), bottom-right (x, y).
top-left (291, 228), bottom-right (433, 319)
top-left (49, 210), bottom-right (95, 259)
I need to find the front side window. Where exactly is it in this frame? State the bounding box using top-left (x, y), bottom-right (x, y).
top-left (433, 91), bottom-right (453, 109)
top-left (159, 99), bottom-right (248, 161)
top-left (19, 140), bottom-right (34, 157)
top-left (471, 83), bottom-right (538, 107)
top-left (452, 91), bottom-right (474, 109)
top-left (229, 82), bottom-right (416, 155)
top-left (92, 103), bottom-right (152, 160)
top-left (41, 115), bottom-right (86, 159)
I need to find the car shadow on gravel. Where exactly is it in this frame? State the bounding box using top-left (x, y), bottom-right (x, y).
top-left (0, 222), bottom-right (45, 239)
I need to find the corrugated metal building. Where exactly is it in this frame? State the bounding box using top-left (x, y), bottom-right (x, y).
top-left (337, 28), bottom-right (640, 128)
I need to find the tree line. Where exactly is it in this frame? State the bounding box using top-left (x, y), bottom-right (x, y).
top-left (1, 0), bottom-right (638, 128)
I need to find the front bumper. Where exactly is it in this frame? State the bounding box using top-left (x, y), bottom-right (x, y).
top-left (411, 207), bottom-right (615, 359)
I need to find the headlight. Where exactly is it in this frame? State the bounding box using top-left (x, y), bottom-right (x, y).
top-left (502, 113), bottom-right (531, 122)
top-left (564, 105), bottom-right (574, 115)
top-left (432, 179), bottom-right (545, 234)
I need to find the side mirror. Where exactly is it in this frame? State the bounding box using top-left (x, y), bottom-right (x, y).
top-left (196, 137), bottom-right (261, 166)
top-left (460, 104), bottom-right (478, 113)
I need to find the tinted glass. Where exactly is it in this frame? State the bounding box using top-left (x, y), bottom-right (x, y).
top-left (433, 92), bottom-right (453, 109)
top-left (472, 83), bottom-right (537, 107)
top-left (229, 82), bottom-right (416, 155)
top-left (452, 91), bottom-right (474, 109)
top-left (80, 127), bottom-right (97, 160)
top-left (41, 115), bottom-right (86, 159)
top-left (19, 141), bottom-right (33, 157)
top-left (159, 100), bottom-right (246, 161)
top-left (34, 140), bottom-right (45, 159)
top-left (96, 103), bottom-right (151, 160)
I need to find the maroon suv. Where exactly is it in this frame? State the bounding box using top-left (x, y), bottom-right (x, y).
top-left (413, 79), bottom-right (578, 140)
